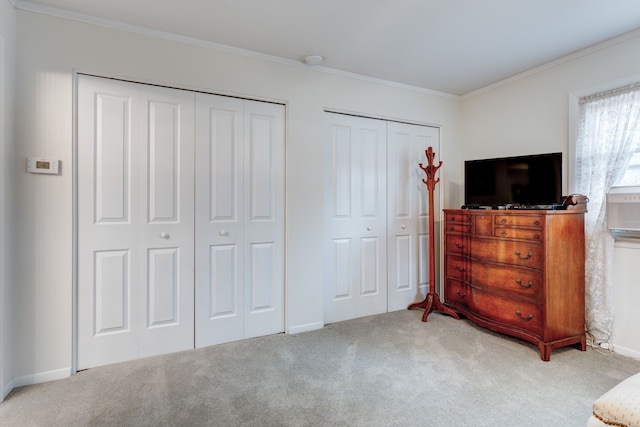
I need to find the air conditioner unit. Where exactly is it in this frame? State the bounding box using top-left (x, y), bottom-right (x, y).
top-left (606, 186), bottom-right (640, 238)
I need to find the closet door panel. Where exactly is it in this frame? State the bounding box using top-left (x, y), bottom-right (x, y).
top-left (78, 76), bottom-right (195, 369)
top-left (78, 78), bottom-right (140, 369)
top-left (195, 94), bottom-right (245, 347)
top-left (195, 95), bottom-right (284, 345)
top-left (387, 123), bottom-right (439, 311)
top-left (94, 93), bottom-right (130, 223)
top-left (147, 248), bottom-right (179, 327)
top-left (209, 244), bottom-right (239, 316)
top-left (147, 100), bottom-right (181, 222)
top-left (243, 102), bottom-right (285, 339)
top-left (137, 85), bottom-right (195, 359)
top-left (324, 113), bottom-right (387, 324)
top-left (93, 250), bottom-right (130, 335)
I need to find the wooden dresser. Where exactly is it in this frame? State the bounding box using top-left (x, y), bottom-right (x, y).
top-left (443, 208), bottom-right (586, 361)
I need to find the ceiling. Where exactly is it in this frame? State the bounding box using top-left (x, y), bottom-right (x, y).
top-left (15, 0), bottom-right (640, 96)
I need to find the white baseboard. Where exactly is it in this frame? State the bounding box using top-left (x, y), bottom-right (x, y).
top-left (9, 367), bottom-right (71, 390)
top-left (3, 377), bottom-right (16, 401)
top-left (287, 321), bottom-right (324, 335)
top-left (612, 344), bottom-right (640, 360)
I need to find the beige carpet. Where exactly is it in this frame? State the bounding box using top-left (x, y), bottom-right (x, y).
top-left (1, 309), bottom-right (639, 426)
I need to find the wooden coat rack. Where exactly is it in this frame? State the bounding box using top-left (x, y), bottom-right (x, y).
top-left (408, 147), bottom-right (459, 322)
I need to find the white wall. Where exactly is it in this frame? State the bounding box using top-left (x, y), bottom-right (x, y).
top-left (460, 30), bottom-right (640, 358)
top-left (612, 240), bottom-right (640, 359)
top-left (461, 30), bottom-right (640, 193)
top-left (9, 9), bottom-right (461, 382)
top-left (1, 0), bottom-right (16, 401)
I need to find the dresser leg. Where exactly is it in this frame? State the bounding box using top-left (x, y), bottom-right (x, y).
top-left (538, 336), bottom-right (587, 361)
top-left (539, 342), bottom-right (552, 361)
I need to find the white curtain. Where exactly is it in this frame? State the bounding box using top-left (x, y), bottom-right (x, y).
top-left (575, 84), bottom-right (640, 346)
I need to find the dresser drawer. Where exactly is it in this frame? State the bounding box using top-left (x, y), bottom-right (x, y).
top-left (494, 227), bottom-right (543, 241)
top-left (445, 279), bottom-right (470, 307)
top-left (446, 255), bottom-right (469, 280)
top-left (471, 238), bottom-right (543, 269)
top-left (445, 212), bottom-right (471, 223)
top-left (446, 223), bottom-right (471, 233)
top-left (474, 214), bottom-right (493, 236)
top-left (445, 236), bottom-right (469, 255)
top-left (494, 215), bottom-right (543, 228)
top-left (470, 261), bottom-right (542, 300)
top-left (466, 289), bottom-right (543, 336)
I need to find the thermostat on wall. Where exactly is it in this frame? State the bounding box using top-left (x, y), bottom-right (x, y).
top-left (27, 157), bottom-right (60, 174)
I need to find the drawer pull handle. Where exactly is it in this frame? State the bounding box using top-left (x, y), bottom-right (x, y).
top-left (455, 289), bottom-right (466, 298)
top-left (516, 279), bottom-right (533, 289)
top-left (516, 310), bottom-right (533, 321)
top-left (501, 231), bottom-right (507, 237)
top-left (455, 242), bottom-right (465, 249)
top-left (450, 216), bottom-right (455, 221)
top-left (534, 220), bottom-right (540, 226)
top-left (455, 264), bottom-right (465, 272)
top-left (533, 234), bottom-right (540, 240)
top-left (500, 219), bottom-right (507, 224)
top-left (515, 250), bottom-right (532, 260)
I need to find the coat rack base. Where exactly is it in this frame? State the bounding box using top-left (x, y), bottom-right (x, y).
top-left (408, 292), bottom-right (459, 322)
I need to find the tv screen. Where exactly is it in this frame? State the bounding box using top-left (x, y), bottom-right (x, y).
top-left (464, 152), bottom-right (562, 207)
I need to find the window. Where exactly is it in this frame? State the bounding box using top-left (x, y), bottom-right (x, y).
top-left (576, 84), bottom-right (640, 191)
top-left (614, 137), bottom-right (640, 187)
top-left (574, 82), bottom-right (640, 346)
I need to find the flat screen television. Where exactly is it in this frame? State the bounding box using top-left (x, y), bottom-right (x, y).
top-left (464, 152), bottom-right (562, 208)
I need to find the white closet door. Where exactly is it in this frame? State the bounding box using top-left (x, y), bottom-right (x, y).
top-left (195, 94), bottom-right (284, 347)
top-left (324, 113), bottom-right (388, 324)
top-left (242, 100), bottom-right (285, 339)
top-left (194, 94), bottom-right (244, 347)
top-left (387, 122), bottom-right (440, 311)
top-left (78, 76), bottom-right (195, 369)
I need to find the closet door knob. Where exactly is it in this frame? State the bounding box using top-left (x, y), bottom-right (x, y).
top-left (367, 226), bottom-right (372, 231)
top-left (160, 232), bottom-right (170, 239)
top-left (219, 230), bottom-right (228, 236)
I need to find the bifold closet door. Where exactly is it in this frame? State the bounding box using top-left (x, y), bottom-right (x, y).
top-left (195, 93), bottom-right (285, 348)
top-left (78, 77), bottom-right (285, 368)
top-left (324, 113), bottom-right (441, 323)
top-left (387, 122), bottom-right (440, 311)
top-left (324, 113), bottom-right (388, 324)
top-left (77, 76), bottom-right (195, 370)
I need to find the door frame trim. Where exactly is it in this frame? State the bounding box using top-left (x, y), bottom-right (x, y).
top-left (324, 108), bottom-right (442, 129)
top-left (71, 69), bottom-right (79, 374)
